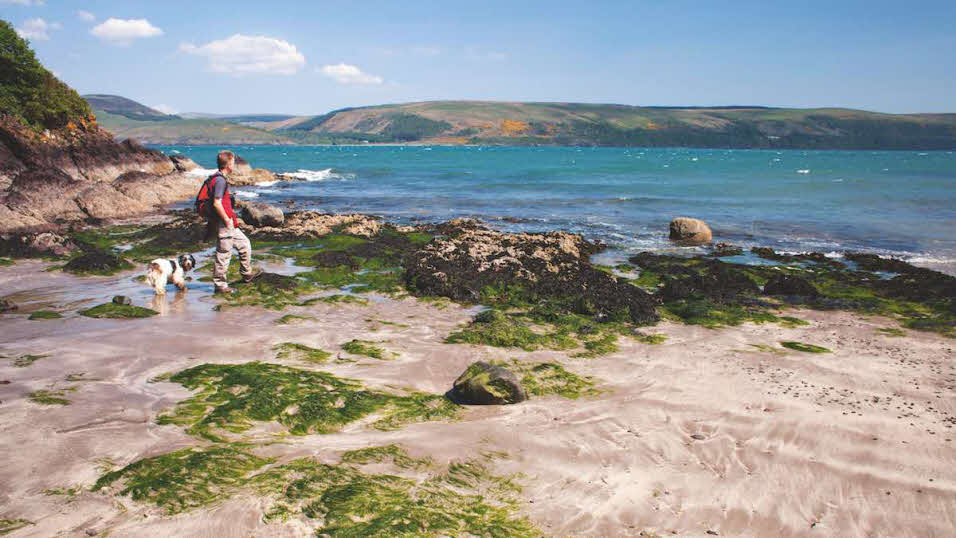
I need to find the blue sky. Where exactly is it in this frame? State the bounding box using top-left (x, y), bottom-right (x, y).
top-left (4, 0), bottom-right (955, 115)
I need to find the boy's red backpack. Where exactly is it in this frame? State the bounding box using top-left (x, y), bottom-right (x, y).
top-left (194, 172), bottom-right (222, 218)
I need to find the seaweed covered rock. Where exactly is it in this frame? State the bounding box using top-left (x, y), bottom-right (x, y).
top-left (112, 295), bottom-right (132, 306)
top-left (844, 252), bottom-right (918, 274)
top-left (0, 298), bottom-right (17, 313)
top-left (764, 274), bottom-right (819, 297)
top-left (63, 250), bottom-right (132, 275)
top-left (659, 260), bottom-right (759, 303)
top-left (240, 201), bottom-right (284, 228)
top-left (404, 221), bottom-right (658, 324)
top-left (247, 211), bottom-right (381, 239)
top-left (451, 361), bottom-right (527, 405)
top-left (669, 217), bottom-right (712, 244)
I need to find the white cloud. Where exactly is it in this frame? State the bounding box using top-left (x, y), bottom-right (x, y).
top-left (91, 18), bottom-right (163, 45)
top-left (15, 18), bottom-right (61, 41)
top-left (320, 63), bottom-right (384, 85)
top-left (77, 10), bottom-right (96, 23)
top-left (151, 104), bottom-right (178, 115)
top-left (180, 34), bottom-right (306, 75)
top-left (1, 0), bottom-right (46, 5)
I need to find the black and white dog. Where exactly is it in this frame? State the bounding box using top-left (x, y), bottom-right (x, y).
top-left (145, 255), bottom-right (196, 295)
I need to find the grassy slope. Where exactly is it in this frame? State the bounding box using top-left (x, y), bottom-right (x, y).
top-left (94, 110), bottom-right (293, 145)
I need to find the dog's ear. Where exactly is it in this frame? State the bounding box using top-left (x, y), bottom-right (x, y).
top-left (189, 255), bottom-right (196, 270)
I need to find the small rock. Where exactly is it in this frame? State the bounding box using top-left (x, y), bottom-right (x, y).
top-left (112, 295), bottom-right (132, 306)
top-left (85, 529), bottom-right (98, 536)
top-left (706, 531), bottom-right (719, 536)
top-left (0, 298), bottom-right (17, 313)
top-left (450, 361), bottom-right (527, 405)
top-left (241, 202), bottom-right (285, 228)
top-left (691, 433), bottom-right (706, 440)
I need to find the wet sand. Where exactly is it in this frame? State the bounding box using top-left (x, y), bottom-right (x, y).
top-left (1, 260), bottom-right (955, 537)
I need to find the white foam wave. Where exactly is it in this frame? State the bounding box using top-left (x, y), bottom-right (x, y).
top-left (282, 168), bottom-right (348, 182)
top-left (796, 169), bottom-right (810, 174)
top-left (235, 191), bottom-right (259, 199)
top-left (187, 167), bottom-right (217, 177)
top-left (256, 180), bottom-right (279, 187)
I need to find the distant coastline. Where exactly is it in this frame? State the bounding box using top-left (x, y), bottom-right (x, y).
top-left (89, 96), bottom-right (956, 150)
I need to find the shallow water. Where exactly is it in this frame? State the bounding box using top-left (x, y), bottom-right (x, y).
top-left (158, 145), bottom-right (956, 272)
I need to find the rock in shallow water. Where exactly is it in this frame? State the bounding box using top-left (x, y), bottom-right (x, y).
top-left (451, 361), bottom-right (527, 405)
top-left (669, 217), bottom-right (712, 244)
top-left (0, 298), bottom-right (17, 312)
top-left (112, 295), bottom-right (132, 306)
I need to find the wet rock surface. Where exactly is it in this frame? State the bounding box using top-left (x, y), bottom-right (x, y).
top-left (0, 231), bottom-right (78, 258)
top-left (450, 361), bottom-right (528, 405)
top-left (247, 211), bottom-right (382, 240)
top-left (62, 250), bottom-right (132, 275)
top-left (764, 274), bottom-right (819, 297)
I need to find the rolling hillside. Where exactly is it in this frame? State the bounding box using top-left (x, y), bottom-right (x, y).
top-left (85, 95), bottom-right (956, 149)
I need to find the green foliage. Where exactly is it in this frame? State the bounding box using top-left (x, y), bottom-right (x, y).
top-left (28, 389), bottom-right (70, 405)
top-left (380, 113), bottom-right (453, 141)
top-left (79, 303), bottom-right (158, 319)
top-left (342, 339), bottom-right (390, 359)
top-left (11, 353), bottom-right (47, 367)
top-left (272, 342), bottom-right (332, 364)
top-left (92, 446), bottom-right (273, 515)
top-left (28, 310), bottom-right (62, 320)
top-left (0, 20), bottom-right (92, 130)
top-left (780, 341), bottom-right (831, 353)
top-left (156, 362), bottom-right (459, 441)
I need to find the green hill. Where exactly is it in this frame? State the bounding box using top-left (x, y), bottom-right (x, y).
top-left (83, 94), bottom-right (174, 121)
top-left (274, 101), bottom-right (956, 149)
top-left (92, 110), bottom-right (291, 145)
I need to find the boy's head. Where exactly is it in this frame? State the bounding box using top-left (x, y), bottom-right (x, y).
top-left (217, 150), bottom-right (235, 173)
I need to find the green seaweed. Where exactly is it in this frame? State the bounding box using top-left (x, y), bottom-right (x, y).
top-left (877, 327), bottom-right (907, 337)
top-left (11, 354), bottom-right (47, 367)
top-left (273, 342), bottom-right (332, 364)
top-left (340, 444), bottom-right (433, 470)
top-left (299, 294), bottom-right (369, 306)
top-left (79, 303), bottom-right (157, 319)
top-left (28, 389), bottom-right (70, 405)
top-left (92, 446), bottom-right (273, 515)
top-left (445, 309), bottom-right (576, 352)
top-left (0, 257), bottom-right (13, 267)
top-left (252, 448), bottom-right (538, 537)
top-left (633, 332), bottom-right (667, 344)
top-left (342, 339), bottom-right (390, 359)
top-left (156, 362), bottom-right (459, 441)
top-left (661, 298), bottom-right (785, 329)
top-left (0, 518), bottom-right (34, 535)
top-left (275, 314), bottom-right (316, 325)
top-left (28, 310), bottom-right (62, 320)
top-left (780, 341), bottom-right (831, 353)
top-left (498, 360), bottom-right (599, 399)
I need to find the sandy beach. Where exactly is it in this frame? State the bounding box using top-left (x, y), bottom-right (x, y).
top-left (1, 253), bottom-right (954, 538)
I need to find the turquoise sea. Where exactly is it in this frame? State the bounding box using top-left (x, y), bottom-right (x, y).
top-left (155, 145), bottom-right (956, 272)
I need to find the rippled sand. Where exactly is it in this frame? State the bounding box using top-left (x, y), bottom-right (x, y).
top-left (1, 261), bottom-right (954, 537)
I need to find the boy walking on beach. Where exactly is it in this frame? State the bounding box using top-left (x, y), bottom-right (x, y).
top-left (207, 150), bottom-right (254, 293)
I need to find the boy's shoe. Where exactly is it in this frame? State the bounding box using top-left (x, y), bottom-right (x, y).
top-left (242, 270), bottom-right (263, 283)
top-left (214, 286), bottom-right (236, 294)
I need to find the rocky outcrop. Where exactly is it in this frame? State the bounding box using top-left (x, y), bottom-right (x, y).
top-left (229, 154), bottom-right (276, 186)
top-left (0, 231), bottom-right (78, 258)
top-left (450, 361), bottom-right (527, 405)
top-left (0, 114), bottom-right (201, 233)
top-left (241, 201), bottom-right (284, 227)
top-left (669, 217), bottom-right (712, 244)
top-left (763, 274), bottom-right (819, 297)
top-left (169, 155), bottom-right (199, 173)
top-left (404, 220), bottom-right (659, 324)
top-left (247, 211), bottom-right (381, 239)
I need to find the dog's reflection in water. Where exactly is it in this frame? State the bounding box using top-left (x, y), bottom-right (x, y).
top-left (149, 289), bottom-right (187, 315)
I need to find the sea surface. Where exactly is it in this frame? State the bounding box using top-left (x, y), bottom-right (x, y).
top-left (155, 145), bottom-right (956, 272)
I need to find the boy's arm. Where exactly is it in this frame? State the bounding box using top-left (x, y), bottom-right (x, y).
top-left (212, 198), bottom-right (233, 230)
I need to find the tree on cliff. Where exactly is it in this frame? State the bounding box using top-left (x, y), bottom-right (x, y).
top-left (0, 19), bottom-right (91, 131)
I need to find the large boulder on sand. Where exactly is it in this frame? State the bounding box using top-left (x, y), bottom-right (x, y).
top-left (763, 274), bottom-right (819, 297)
top-left (451, 361), bottom-right (527, 405)
top-left (241, 202), bottom-right (285, 228)
top-left (669, 217), bottom-right (712, 244)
